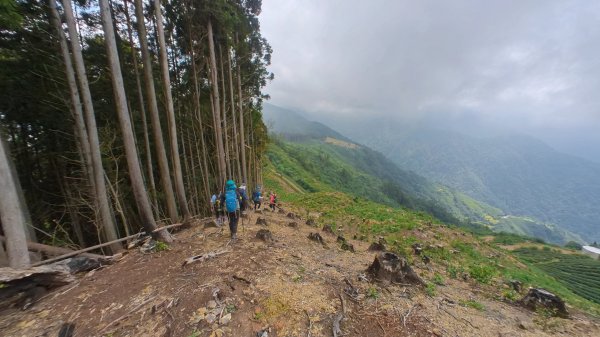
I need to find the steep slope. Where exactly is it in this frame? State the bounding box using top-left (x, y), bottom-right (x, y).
top-left (344, 123), bottom-right (600, 242)
top-left (263, 104), bottom-right (583, 244)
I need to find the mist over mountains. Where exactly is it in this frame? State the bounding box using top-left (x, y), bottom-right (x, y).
top-left (264, 103), bottom-right (600, 243)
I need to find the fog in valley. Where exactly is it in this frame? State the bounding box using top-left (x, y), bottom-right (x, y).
top-left (261, 0), bottom-right (600, 162)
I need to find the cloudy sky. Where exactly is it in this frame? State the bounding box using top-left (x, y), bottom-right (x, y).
top-left (260, 0), bottom-right (600, 161)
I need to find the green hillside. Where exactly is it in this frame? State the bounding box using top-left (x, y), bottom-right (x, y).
top-left (347, 125), bottom-right (600, 243)
top-left (264, 146), bottom-right (600, 316)
top-left (263, 104), bottom-right (583, 244)
top-left (267, 138), bottom-right (496, 228)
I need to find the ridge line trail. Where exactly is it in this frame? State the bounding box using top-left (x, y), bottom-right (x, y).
top-left (1, 208), bottom-right (599, 337)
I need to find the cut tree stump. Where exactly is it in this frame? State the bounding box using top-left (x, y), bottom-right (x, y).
top-left (286, 212), bottom-right (296, 219)
top-left (367, 252), bottom-right (425, 285)
top-left (322, 224), bottom-right (335, 235)
top-left (308, 233), bottom-right (325, 245)
top-left (412, 243), bottom-right (423, 255)
top-left (256, 229), bottom-right (273, 242)
top-left (521, 288), bottom-right (568, 317)
top-left (256, 217), bottom-right (267, 226)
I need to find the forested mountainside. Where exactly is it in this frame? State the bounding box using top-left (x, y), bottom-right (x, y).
top-left (263, 104), bottom-right (583, 244)
top-left (0, 0), bottom-right (270, 267)
top-left (340, 122), bottom-right (600, 243)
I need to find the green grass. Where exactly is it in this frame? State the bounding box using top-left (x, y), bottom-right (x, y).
top-left (263, 141), bottom-right (600, 316)
top-left (513, 247), bottom-right (600, 305)
top-left (460, 299), bottom-right (485, 311)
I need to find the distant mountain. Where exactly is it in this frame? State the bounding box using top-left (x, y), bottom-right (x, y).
top-left (334, 120), bottom-right (600, 243)
top-left (262, 104), bottom-right (350, 142)
top-left (263, 104), bottom-right (584, 244)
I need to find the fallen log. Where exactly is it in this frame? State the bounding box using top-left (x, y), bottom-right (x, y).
top-left (181, 250), bottom-right (230, 268)
top-left (31, 220), bottom-right (202, 266)
top-left (0, 265), bottom-right (74, 311)
top-left (0, 235), bottom-right (105, 259)
top-left (31, 233), bottom-right (145, 267)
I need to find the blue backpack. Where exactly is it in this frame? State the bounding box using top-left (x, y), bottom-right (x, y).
top-left (225, 180), bottom-right (238, 213)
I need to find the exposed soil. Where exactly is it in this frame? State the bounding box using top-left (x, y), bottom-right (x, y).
top-left (1, 209), bottom-right (600, 337)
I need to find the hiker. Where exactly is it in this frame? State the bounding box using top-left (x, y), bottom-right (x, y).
top-left (238, 183), bottom-right (249, 213)
top-left (252, 187), bottom-right (262, 210)
top-left (222, 180), bottom-right (241, 240)
top-left (214, 192), bottom-right (225, 225)
top-left (269, 191), bottom-right (277, 211)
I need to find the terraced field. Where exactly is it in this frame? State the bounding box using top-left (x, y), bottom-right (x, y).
top-left (514, 247), bottom-right (600, 304)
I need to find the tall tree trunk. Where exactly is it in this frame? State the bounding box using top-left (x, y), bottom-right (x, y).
top-left (0, 136), bottom-right (31, 268)
top-left (207, 19), bottom-right (227, 188)
top-left (99, 0), bottom-right (172, 242)
top-left (62, 0), bottom-right (120, 252)
top-left (123, 0), bottom-right (158, 218)
top-left (133, 0), bottom-right (179, 222)
top-left (219, 46), bottom-right (231, 180)
top-left (49, 0), bottom-right (90, 248)
top-left (154, 0), bottom-right (190, 220)
top-left (191, 52), bottom-right (211, 204)
top-left (227, 48), bottom-right (242, 182)
top-left (236, 58), bottom-right (248, 185)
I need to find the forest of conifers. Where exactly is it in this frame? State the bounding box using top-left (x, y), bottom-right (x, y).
top-left (0, 0), bottom-right (272, 267)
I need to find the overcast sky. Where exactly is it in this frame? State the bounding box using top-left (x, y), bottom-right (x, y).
top-left (260, 0), bottom-right (600, 161)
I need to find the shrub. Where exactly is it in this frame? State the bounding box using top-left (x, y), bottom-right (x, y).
top-left (469, 264), bottom-right (496, 284)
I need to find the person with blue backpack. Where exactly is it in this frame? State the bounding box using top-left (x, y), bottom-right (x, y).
top-left (252, 187), bottom-right (262, 210)
top-left (221, 179), bottom-right (241, 240)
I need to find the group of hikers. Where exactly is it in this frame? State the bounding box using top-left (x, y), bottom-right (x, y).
top-left (210, 180), bottom-right (278, 240)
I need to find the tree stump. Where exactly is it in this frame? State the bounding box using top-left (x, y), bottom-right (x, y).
top-left (368, 238), bottom-right (386, 251)
top-left (520, 288), bottom-right (568, 317)
top-left (286, 212), bottom-right (296, 219)
top-left (412, 243), bottom-right (423, 255)
top-left (256, 217), bottom-right (267, 226)
top-left (306, 218), bottom-right (316, 227)
top-left (341, 241), bottom-right (355, 253)
top-left (256, 229), bottom-right (273, 243)
top-left (287, 222), bottom-right (298, 228)
top-left (322, 224), bottom-right (335, 235)
top-left (308, 233), bottom-right (325, 245)
top-left (367, 252), bottom-right (425, 285)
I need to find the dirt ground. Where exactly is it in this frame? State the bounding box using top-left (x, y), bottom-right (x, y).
top-left (1, 208), bottom-right (600, 337)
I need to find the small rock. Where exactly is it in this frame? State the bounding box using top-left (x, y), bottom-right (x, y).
top-left (204, 220), bottom-right (219, 228)
top-left (219, 313), bottom-right (232, 325)
top-left (207, 300), bottom-right (217, 309)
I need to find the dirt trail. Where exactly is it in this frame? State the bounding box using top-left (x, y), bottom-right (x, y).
top-left (1, 208), bottom-right (599, 337)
